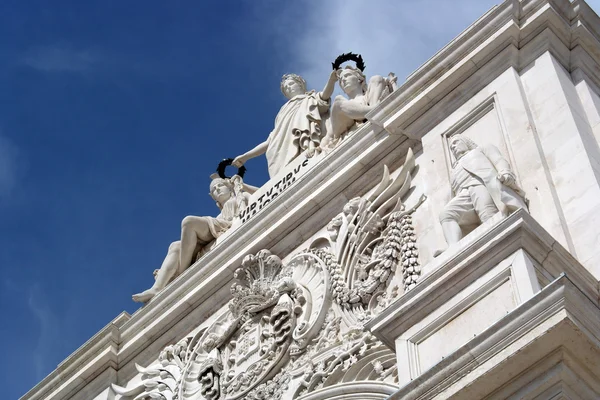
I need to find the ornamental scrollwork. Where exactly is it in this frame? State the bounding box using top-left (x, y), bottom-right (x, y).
top-left (115, 148), bottom-right (421, 400)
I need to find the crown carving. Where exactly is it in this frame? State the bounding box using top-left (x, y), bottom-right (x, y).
top-left (229, 249), bottom-right (294, 320)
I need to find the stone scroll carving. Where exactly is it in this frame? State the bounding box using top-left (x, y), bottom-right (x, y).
top-left (310, 148), bottom-right (426, 321)
top-left (436, 135), bottom-right (528, 256)
top-left (111, 335), bottom-right (193, 400)
top-left (232, 72), bottom-right (338, 179)
top-left (115, 247), bottom-right (401, 400)
top-left (120, 249), bottom-right (332, 400)
top-left (118, 149), bottom-right (423, 399)
top-left (132, 174), bottom-right (257, 303)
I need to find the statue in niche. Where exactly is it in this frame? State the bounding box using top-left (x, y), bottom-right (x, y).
top-left (232, 71), bottom-right (338, 178)
top-left (435, 135), bottom-right (527, 256)
top-left (132, 174), bottom-right (257, 303)
top-left (322, 53), bottom-right (397, 147)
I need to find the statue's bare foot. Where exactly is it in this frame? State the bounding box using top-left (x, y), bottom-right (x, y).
top-left (132, 288), bottom-right (160, 303)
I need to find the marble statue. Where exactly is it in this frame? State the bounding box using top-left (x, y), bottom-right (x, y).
top-left (232, 71), bottom-right (337, 178)
top-left (322, 66), bottom-right (397, 147)
top-left (436, 135), bottom-right (527, 255)
top-left (132, 174), bottom-right (256, 303)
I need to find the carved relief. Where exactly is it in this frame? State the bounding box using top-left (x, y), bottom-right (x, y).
top-left (111, 335), bottom-right (195, 400)
top-left (310, 148), bottom-right (426, 316)
top-left (436, 135), bottom-right (528, 256)
top-left (116, 242), bottom-right (400, 399)
top-left (134, 249), bottom-right (330, 400)
top-left (117, 149), bottom-right (423, 399)
top-left (182, 250), bottom-right (302, 400)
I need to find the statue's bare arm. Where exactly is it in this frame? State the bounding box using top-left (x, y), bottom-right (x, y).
top-left (232, 140), bottom-right (268, 167)
top-left (320, 70), bottom-right (338, 101)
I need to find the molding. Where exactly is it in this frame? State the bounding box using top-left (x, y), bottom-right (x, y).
top-left (483, 347), bottom-right (599, 399)
top-left (365, 209), bottom-right (599, 349)
top-left (368, 0), bottom-right (600, 140)
top-left (115, 125), bottom-right (411, 367)
top-left (20, 312), bottom-right (129, 400)
top-left (297, 382), bottom-right (398, 400)
top-left (387, 274), bottom-right (600, 399)
top-left (21, 113), bottom-right (413, 400)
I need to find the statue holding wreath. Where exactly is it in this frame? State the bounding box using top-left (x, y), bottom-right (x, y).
top-left (232, 71), bottom-right (338, 179)
top-left (323, 53), bottom-right (398, 147)
top-left (133, 165), bottom-right (257, 303)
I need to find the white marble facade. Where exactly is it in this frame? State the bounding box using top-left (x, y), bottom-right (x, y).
top-left (22, 1), bottom-right (600, 399)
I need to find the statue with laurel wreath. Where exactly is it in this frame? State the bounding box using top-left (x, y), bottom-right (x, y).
top-left (232, 71), bottom-right (338, 178)
top-left (133, 165), bottom-right (257, 303)
top-left (323, 52), bottom-right (398, 148)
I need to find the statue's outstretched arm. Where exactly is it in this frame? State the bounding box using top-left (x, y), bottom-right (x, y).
top-left (232, 140), bottom-right (268, 167)
top-left (320, 70), bottom-right (338, 101)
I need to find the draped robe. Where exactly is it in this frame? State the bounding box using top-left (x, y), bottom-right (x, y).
top-left (266, 90), bottom-right (329, 178)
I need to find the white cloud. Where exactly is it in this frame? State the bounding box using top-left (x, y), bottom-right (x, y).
top-left (27, 284), bottom-right (61, 380)
top-left (276, 0), bottom-right (505, 89)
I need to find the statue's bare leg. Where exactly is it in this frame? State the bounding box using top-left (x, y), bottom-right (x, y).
top-left (132, 241), bottom-right (181, 303)
top-left (179, 216), bottom-right (215, 274)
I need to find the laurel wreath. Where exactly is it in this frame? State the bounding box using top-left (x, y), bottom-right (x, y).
top-left (331, 52), bottom-right (365, 71)
top-left (217, 158), bottom-right (247, 179)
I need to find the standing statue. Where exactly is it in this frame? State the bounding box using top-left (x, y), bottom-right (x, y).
top-left (132, 174), bottom-right (257, 303)
top-left (435, 135), bottom-right (527, 256)
top-left (322, 53), bottom-right (397, 147)
top-left (232, 71), bottom-right (337, 178)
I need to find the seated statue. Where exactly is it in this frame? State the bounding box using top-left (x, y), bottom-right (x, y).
top-left (232, 71), bottom-right (337, 179)
top-left (323, 66), bottom-right (397, 147)
top-left (132, 174), bottom-right (257, 303)
top-left (435, 135), bottom-right (527, 256)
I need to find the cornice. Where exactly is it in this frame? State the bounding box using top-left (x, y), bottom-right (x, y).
top-left (386, 274), bottom-right (600, 399)
top-left (20, 312), bottom-right (129, 400)
top-left (369, 0), bottom-right (600, 140)
top-left (365, 209), bottom-right (599, 348)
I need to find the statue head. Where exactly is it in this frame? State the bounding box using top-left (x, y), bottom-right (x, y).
top-left (280, 74), bottom-right (307, 99)
top-left (449, 134), bottom-right (477, 160)
top-left (209, 175), bottom-right (235, 209)
top-left (337, 66), bottom-right (367, 95)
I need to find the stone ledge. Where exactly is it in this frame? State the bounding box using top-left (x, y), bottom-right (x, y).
top-left (365, 209), bottom-right (599, 349)
top-left (370, 0), bottom-right (600, 139)
top-left (297, 382), bottom-right (398, 400)
top-left (386, 274), bottom-right (600, 399)
top-left (20, 312), bottom-right (129, 400)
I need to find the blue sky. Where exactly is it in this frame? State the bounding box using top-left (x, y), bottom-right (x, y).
top-left (3, 1), bottom-right (597, 398)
